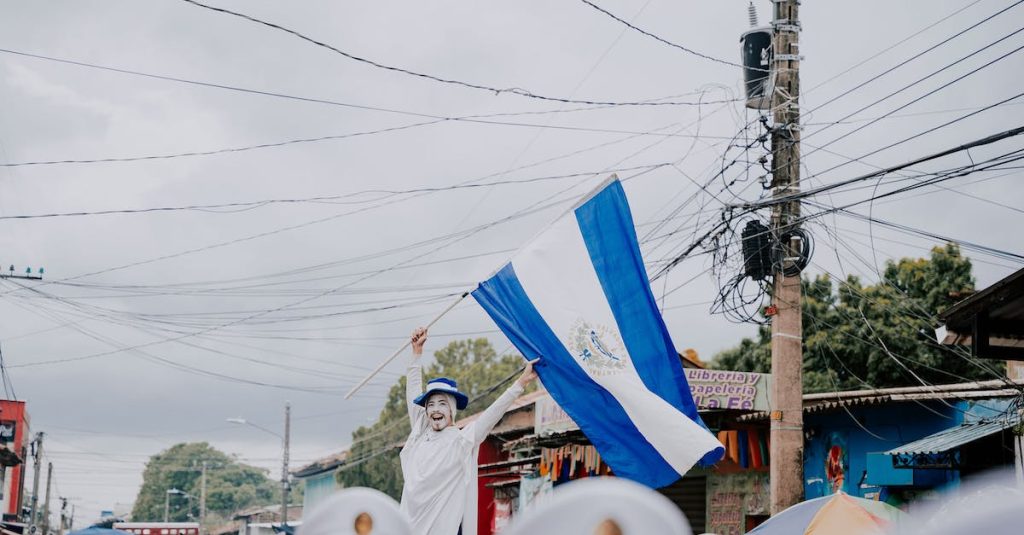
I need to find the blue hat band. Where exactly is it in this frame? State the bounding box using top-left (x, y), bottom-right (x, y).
top-left (414, 378), bottom-right (469, 410)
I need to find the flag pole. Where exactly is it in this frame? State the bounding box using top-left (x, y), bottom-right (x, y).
top-left (345, 173), bottom-right (619, 400)
top-left (344, 291), bottom-right (470, 399)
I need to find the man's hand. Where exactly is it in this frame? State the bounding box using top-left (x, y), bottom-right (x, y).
top-left (411, 327), bottom-right (427, 356)
top-left (516, 358), bottom-right (540, 387)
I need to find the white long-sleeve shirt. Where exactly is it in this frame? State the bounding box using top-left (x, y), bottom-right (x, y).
top-left (399, 357), bottom-right (524, 535)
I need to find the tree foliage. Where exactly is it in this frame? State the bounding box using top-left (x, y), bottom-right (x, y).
top-left (131, 442), bottom-right (295, 526)
top-left (711, 244), bottom-right (1002, 391)
top-left (338, 338), bottom-right (523, 499)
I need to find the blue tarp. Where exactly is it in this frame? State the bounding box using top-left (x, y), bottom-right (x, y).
top-left (68, 528), bottom-right (132, 535)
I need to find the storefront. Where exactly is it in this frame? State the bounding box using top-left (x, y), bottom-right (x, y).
top-left (477, 368), bottom-right (772, 534)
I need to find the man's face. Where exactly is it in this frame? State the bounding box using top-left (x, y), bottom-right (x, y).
top-left (425, 393), bottom-right (453, 432)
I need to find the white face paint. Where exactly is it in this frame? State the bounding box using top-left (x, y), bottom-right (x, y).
top-left (425, 393), bottom-right (453, 432)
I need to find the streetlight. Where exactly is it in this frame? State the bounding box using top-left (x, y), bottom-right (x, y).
top-left (164, 488), bottom-right (191, 522)
top-left (227, 401), bottom-right (291, 530)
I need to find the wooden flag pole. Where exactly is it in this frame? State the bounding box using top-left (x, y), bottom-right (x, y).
top-left (344, 291), bottom-right (470, 399)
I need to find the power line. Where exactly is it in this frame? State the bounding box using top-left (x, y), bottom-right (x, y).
top-left (0, 121), bottom-right (733, 169)
top-left (718, 1), bottom-right (1024, 192)
top-left (803, 0), bottom-right (987, 95)
top-left (804, 0), bottom-right (1023, 128)
top-left (802, 28), bottom-right (1024, 162)
top-left (575, 0), bottom-right (756, 71)
top-left (0, 119), bottom-right (441, 168)
top-left (743, 123), bottom-right (1024, 210)
top-left (0, 162), bottom-right (669, 221)
top-left (178, 0), bottom-right (737, 107)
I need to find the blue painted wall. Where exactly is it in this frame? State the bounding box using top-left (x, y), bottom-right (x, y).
top-left (803, 401), bottom-right (961, 499)
top-left (302, 471), bottom-right (341, 511)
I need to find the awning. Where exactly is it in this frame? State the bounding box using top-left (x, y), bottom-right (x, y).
top-left (884, 414), bottom-right (1021, 469)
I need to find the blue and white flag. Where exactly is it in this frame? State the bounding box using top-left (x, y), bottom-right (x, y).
top-left (472, 177), bottom-right (724, 488)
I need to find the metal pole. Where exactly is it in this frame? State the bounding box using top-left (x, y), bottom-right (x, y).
top-left (29, 432), bottom-right (43, 529)
top-left (200, 461), bottom-right (207, 535)
top-left (42, 462), bottom-right (53, 534)
top-left (18, 444), bottom-right (28, 522)
top-left (769, 0), bottom-right (804, 515)
top-left (164, 491), bottom-right (170, 523)
top-left (59, 497), bottom-right (68, 535)
top-left (281, 402), bottom-right (291, 528)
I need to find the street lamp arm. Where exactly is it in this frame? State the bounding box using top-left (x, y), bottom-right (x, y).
top-left (226, 418), bottom-right (283, 440)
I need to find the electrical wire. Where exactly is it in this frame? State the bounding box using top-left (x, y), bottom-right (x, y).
top-left (575, 0), bottom-right (758, 71)
top-left (178, 0), bottom-right (738, 108)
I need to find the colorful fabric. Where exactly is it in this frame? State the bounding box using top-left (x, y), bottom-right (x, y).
top-left (748, 429), bottom-right (764, 468)
top-left (738, 430), bottom-right (750, 468)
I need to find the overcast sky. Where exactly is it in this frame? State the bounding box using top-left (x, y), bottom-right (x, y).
top-left (1, 0), bottom-right (1022, 526)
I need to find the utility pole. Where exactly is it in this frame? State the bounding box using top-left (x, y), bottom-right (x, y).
top-left (769, 0), bottom-right (804, 515)
top-left (281, 402), bottom-right (291, 529)
top-left (18, 442), bottom-right (28, 522)
top-left (199, 461), bottom-right (208, 535)
top-left (29, 432), bottom-right (43, 530)
top-left (59, 498), bottom-right (68, 535)
top-left (42, 462), bottom-right (53, 535)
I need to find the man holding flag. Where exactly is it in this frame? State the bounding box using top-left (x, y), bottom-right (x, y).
top-left (399, 327), bottom-right (538, 535)
top-left (364, 176), bottom-right (720, 531)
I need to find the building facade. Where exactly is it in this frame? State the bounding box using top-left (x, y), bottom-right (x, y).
top-left (0, 400), bottom-right (29, 522)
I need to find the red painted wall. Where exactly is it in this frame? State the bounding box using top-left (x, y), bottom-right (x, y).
top-left (476, 439), bottom-right (505, 535)
top-left (0, 400), bottom-right (29, 518)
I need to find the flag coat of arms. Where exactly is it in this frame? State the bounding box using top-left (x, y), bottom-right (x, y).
top-left (472, 177), bottom-right (725, 488)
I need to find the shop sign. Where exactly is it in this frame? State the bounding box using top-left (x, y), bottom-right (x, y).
top-left (685, 369), bottom-right (770, 411)
top-left (707, 472), bottom-right (769, 535)
top-left (0, 422), bottom-right (14, 444)
top-left (534, 370), bottom-right (769, 435)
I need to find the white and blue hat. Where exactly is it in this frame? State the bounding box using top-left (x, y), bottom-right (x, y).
top-left (413, 377), bottom-right (469, 410)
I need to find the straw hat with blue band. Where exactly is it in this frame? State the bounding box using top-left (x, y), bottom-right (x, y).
top-left (414, 377), bottom-right (469, 410)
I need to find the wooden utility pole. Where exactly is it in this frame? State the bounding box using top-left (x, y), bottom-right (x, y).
top-left (769, 0), bottom-right (804, 515)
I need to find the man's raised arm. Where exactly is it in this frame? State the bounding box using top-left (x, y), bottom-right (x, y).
top-left (406, 327), bottom-right (427, 426)
top-left (470, 359), bottom-right (539, 445)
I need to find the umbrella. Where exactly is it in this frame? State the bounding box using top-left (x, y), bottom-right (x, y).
top-left (749, 492), bottom-right (907, 535)
top-left (68, 529), bottom-right (132, 535)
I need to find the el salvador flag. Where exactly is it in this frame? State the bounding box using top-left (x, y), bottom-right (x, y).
top-left (472, 177), bottom-right (724, 488)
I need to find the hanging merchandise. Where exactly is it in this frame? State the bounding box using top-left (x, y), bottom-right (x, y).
top-left (716, 429), bottom-right (769, 469)
top-left (539, 445), bottom-right (610, 484)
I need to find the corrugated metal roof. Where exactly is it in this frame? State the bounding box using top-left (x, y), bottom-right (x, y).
top-left (885, 414), bottom-right (1021, 455)
top-left (735, 380), bottom-right (1023, 422)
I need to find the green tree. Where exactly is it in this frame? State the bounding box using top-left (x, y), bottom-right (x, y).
top-left (338, 338), bottom-right (523, 499)
top-left (131, 442), bottom-right (296, 526)
top-left (711, 244), bottom-right (1002, 391)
